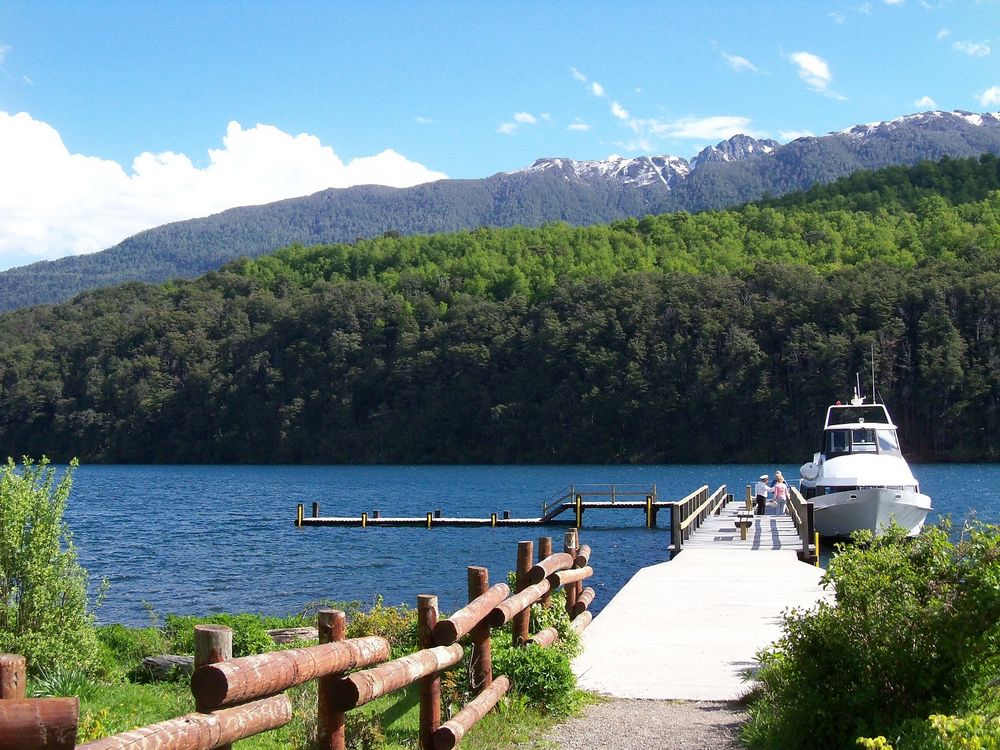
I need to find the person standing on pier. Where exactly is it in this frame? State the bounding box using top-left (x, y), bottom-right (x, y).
top-left (772, 471), bottom-right (789, 515)
top-left (755, 474), bottom-right (771, 515)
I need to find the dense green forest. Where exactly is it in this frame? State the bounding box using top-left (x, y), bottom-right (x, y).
top-left (2, 155), bottom-right (999, 463)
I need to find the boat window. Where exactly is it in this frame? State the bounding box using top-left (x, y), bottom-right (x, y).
top-left (876, 429), bottom-right (900, 454)
top-left (852, 428), bottom-right (878, 452)
top-left (827, 405), bottom-right (891, 426)
top-left (826, 430), bottom-right (850, 455)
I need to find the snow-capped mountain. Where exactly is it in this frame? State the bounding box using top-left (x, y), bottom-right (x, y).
top-left (515, 134), bottom-right (779, 189)
top-left (4, 110), bottom-right (1000, 312)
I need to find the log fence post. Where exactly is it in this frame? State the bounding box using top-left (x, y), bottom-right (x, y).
top-left (512, 541), bottom-right (533, 646)
top-left (538, 536), bottom-right (553, 608)
top-left (467, 567), bottom-right (493, 691)
top-left (0, 654), bottom-right (26, 699)
top-left (418, 594), bottom-right (440, 750)
top-left (194, 624), bottom-right (233, 750)
top-left (317, 609), bottom-right (347, 750)
top-left (563, 529), bottom-right (578, 617)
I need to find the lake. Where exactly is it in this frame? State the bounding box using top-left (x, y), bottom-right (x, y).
top-left (61, 463), bottom-right (999, 626)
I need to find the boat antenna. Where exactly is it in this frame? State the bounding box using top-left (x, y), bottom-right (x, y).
top-left (871, 341), bottom-right (876, 404)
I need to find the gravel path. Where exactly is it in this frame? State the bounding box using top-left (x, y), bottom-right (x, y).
top-left (541, 698), bottom-right (747, 750)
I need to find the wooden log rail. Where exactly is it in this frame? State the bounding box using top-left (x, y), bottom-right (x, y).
top-left (669, 485), bottom-right (728, 556)
top-left (0, 533), bottom-right (597, 750)
top-left (787, 487), bottom-right (818, 564)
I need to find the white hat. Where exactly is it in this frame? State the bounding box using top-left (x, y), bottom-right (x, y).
top-left (759, 474), bottom-right (768, 480)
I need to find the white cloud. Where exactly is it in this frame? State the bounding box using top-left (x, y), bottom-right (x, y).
top-left (914, 95), bottom-right (937, 108)
top-left (936, 28), bottom-right (950, 40)
top-left (415, 116), bottom-right (435, 125)
top-left (722, 52), bottom-right (760, 73)
top-left (497, 122), bottom-right (518, 135)
top-left (513, 112), bottom-right (537, 124)
top-left (591, 81), bottom-right (605, 97)
top-left (568, 121), bottom-right (592, 132)
top-left (883, 0), bottom-right (904, 5)
top-left (829, 11), bottom-right (847, 23)
top-left (790, 51), bottom-right (832, 90)
top-left (0, 44), bottom-right (10, 64)
top-left (0, 112), bottom-right (447, 269)
top-left (954, 40), bottom-right (991, 57)
top-left (629, 114), bottom-right (761, 141)
top-left (570, 67), bottom-right (587, 82)
top-left (978, 85), bottom-right (1000, 107)
top-left (779, 129), bottom-right (814, 141)
top-left (610, 101), bottom-right (630, 121)
top-left (790, 51), bottom-right (847, 100)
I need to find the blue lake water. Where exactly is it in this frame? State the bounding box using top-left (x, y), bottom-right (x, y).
top-left (61, 463), bottom-right (1000, 626)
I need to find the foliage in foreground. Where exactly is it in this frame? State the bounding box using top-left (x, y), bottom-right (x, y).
top-left (42, 592), bottom-right (583, 748)
top-left (743, 521), bottom-right (1000, 750)
top-left (0, 457), bottom-right (103, 675)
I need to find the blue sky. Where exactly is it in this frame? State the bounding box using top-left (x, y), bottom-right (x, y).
top-left (0, 0), bottom-right (998, 271)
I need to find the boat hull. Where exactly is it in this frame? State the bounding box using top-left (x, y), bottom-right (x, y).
top-left (812, 488), bottom-right (931, 538)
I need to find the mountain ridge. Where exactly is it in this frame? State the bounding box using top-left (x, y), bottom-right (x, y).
top-left (2, 109), bottom-right (999, 312)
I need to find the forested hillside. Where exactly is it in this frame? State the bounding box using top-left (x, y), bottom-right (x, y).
top-left (1, 156), bottom-right (999, 463)
top-left (2, 112), bottom-right (999, 313)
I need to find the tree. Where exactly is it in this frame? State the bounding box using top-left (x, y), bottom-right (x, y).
top-left (0, 457), bottom-right (102, 674)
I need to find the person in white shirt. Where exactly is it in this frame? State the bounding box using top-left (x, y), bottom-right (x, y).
top-left (754, 474), bottom-right (771, 515)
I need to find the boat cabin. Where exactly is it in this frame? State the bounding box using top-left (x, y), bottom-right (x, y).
top-left (822, 403), bottom-right (901, 458)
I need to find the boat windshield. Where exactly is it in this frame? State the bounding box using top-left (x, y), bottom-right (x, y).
top-left (826, 428), bottom-right (901, 457)
top-left (826, 405), bottom-right (892, 427)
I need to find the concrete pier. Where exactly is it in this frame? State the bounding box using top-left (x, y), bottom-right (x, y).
top-left (572, 502), bottom-right (830, 700)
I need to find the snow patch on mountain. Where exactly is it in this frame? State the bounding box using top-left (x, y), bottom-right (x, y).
top-left (837, 110), bottom-right (1000, 139)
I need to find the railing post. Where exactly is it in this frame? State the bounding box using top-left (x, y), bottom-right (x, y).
top-left (0, 654), bottom-right (26, 699)
top-left (645, 494), bottom-right (654, 528)
top-left (538, 536), bottom-right (553, 607)
top-left (563, 529), bottom-right (579, 617)
top-left (513, 541), bottom-right (533, 646)
top-left (418, 594), bottom-right (440, 750)
top-left (467, 567), bottom-right (493, 690)
top-left (670, 502), bottom-right (682, 556)
top-left (574, 494), bottom-right (583, 528)
top-left (317, 609), bottom-right (347, 750)
top-left (194, 624), bottom-right (233, 750)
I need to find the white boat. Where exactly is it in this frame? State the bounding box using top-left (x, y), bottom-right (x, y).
top-left (799, 389), bottom-right (931, 537)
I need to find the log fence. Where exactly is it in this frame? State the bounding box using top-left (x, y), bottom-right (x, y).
top-left (0, 532), bottom-right (595, 750)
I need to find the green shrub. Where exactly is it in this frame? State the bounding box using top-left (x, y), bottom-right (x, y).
top-left (0, 457), bottom-right (103, 675)
top-left (346, 597), bottom-right (417, 657)
top-left (744, 521), bottom-right (1000, 750)
top-left (163, 613), bottom-right (273, 657)
top-left (29, 665), bottom-right (97, 700)
top-left (492, 635), bottom-right (578, 716)
top-left (95, 623), bottom-right (169, 678)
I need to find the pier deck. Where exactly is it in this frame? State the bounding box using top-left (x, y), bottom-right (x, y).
top-left (572, 501), bottom-right (830, 700)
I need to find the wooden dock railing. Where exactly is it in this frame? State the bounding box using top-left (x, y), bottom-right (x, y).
top-left (0, 531), bottom-right (595, 750)
top-left (668, 485), bottom-right (729, 555)
top-left (787, 487), bottom-right (818, 565)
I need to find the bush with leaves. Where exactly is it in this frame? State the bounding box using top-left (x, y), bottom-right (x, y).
top-left (163, 612), bottom-right (274, 658)
top-left (743, 521), bottom-right (1000, 750)
top-left (0, 457), bottom-right (103, 674)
